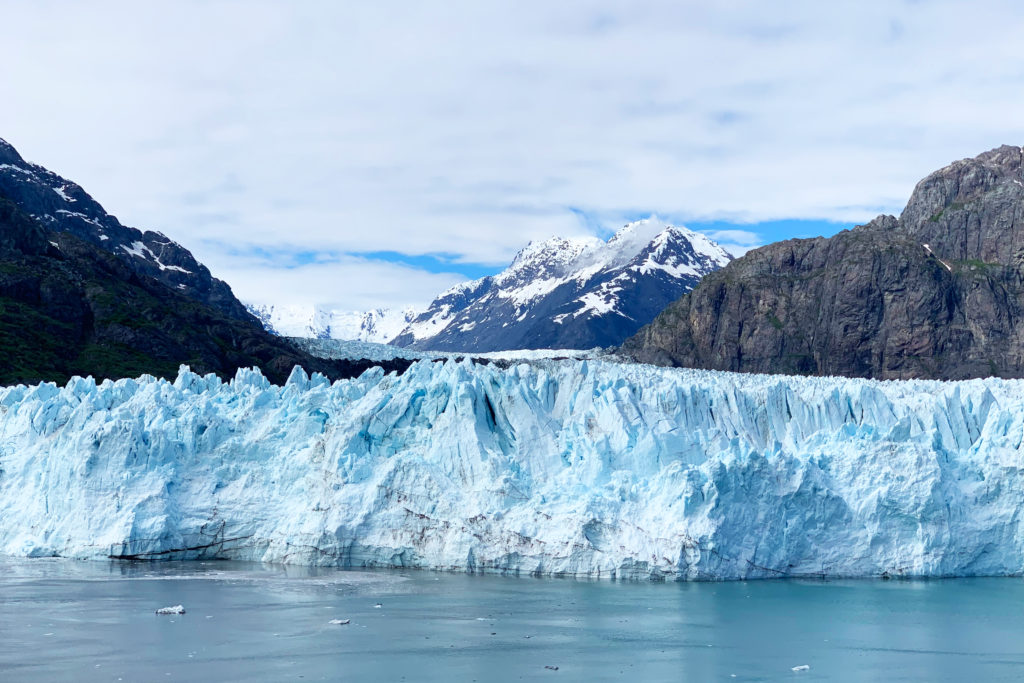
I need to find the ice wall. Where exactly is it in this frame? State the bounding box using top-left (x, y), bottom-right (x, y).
top-left (1, 359), bottom-right (1023, 580)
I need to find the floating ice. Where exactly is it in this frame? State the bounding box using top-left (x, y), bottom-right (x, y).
top-left (155, 605), bottom-right (185, 615)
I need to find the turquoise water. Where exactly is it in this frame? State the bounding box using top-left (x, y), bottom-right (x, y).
top-left (2, 559), bottom-right (1023, 681)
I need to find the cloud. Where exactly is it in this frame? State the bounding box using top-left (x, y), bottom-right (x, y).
top-left (704, 229), bottom-right (762, 245)
top-left (701, 230), bottom-right (764, 257)
top-left (717, 243), bottom-right (759, 258)
top-left (2, 0), bottom-right (1024, 309)
top-left (203, 250), bottom-right (467, 312)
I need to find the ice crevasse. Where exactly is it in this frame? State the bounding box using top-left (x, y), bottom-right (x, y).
top-left (1, 358), bottom-right (1023, 580)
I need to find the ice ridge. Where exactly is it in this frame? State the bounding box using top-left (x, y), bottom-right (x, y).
top-left (1, 360), bottom-right (1023, 580)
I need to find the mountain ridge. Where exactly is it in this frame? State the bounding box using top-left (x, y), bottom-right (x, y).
top-left (391, 219), bottom-right (732, 351)
top-left (0, 136), bottom-right (254, 322)
top-left (622, 145), bottom-right (1024, 380)
top-left (0, 138), bottom-right (413, 385)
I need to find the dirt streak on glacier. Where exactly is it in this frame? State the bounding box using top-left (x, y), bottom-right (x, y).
top-left (0, 359), bottom-right (1022, 580)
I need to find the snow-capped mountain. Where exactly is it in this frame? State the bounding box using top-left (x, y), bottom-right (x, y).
top-left (390, 219), bottom-right (732, 352)
top-left (246, 303), bottom-right (419, 344)
top-left (5, 360), bottom-right (1024, 580)
top-left (0, 135), bottom-right (369, 386)
top-left (0, 136), bottom-right (251, 322)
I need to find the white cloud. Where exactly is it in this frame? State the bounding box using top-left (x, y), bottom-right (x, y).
top-left (717, 243), bottom-right (760, 258)
top-left (701, 229), bottom-right (763, 257)
top-left (704, 230), bottom-right (761, 246)
top-left (2, 0), bottom-right (1023, 308)
top-left (207, 253), bottom-right (467, 312)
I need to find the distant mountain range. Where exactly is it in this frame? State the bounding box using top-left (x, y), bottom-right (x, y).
top-left (0, 137), bottom-right (411, 385)
top-left (389, 219), bottom-right (732, 351)
top-left (623, 145), bottom-right (1024, 380)
top-left (13, 131), bottom-right (1023, 383)
top-left (245, 304), bottom-right (418, 344)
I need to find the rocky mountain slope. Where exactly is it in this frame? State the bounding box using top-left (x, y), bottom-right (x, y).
top-left (0, 139), bottom-right (411, 385)
top-left (0, 137), bottom-right (251, 322)
top-left (391, 219), bottom-right (732, 352)
top-left (622, 145), bottom-right (1024, 380)
top-left (246, 303), bottom-right (418, 343)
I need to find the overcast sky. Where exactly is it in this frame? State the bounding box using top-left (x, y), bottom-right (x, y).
top-left (3, 0), bottom-right (1024, 311)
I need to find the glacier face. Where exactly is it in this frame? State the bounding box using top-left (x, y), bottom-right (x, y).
top-left (2, 360), bottom-right (1024, 580)
top-left (290, 336), bottom-right (610, 363)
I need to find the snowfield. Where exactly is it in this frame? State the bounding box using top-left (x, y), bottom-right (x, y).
top-left (2, 359), bottom-right (1024, 580)
top-left (245, 304), bottom-right (419, 344)
top-left (290, 337), bottom-right (608, 363)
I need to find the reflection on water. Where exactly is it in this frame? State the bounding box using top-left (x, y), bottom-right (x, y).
top-left (1, 558), bottom-right (1023, 682)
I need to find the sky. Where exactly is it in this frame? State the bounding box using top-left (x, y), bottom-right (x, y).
top-left (3, 0), bottom-right (1024, 311)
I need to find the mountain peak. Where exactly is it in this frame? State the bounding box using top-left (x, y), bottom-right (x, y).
top-left (652, 225), bottom-right (733, 261)
top-left (900, 143), bottom-right (1024, 264)
top-left (605, 220), bottom-right (733, 271)
top-left (391, 223), bottom-right (730, 352)
top-left (0, 137), bottom-right (254, 323)
top-left (623, 145), bottom-right (1024, 380)
top-left (608, 217), bottom-right (662, 242)
top-left (973, 144), bottom-right (1024, 169)
top-left (506, 235), bottom-right (603, 274)
top-left (0, 137), bottom-right (388, 385)
top-left (0, 137), bottom-right (24, 166)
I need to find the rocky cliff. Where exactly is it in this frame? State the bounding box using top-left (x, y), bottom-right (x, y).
top-left (0, 139), bottom-right (412, 386)
top-left (622, 145), bottom-right (1024, 379)
top-left (0, 137), bottom-right (252, 322)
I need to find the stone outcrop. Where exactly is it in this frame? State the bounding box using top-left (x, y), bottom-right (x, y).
top-left (622, 146), bottom-right (1024, 379)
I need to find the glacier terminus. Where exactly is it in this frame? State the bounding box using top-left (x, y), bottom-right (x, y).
top-left (2, 358), bottom-right (1023, 581)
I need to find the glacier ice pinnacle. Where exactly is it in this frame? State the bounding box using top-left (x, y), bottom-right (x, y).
top-left (2, 359), bottom-right (1024, 580)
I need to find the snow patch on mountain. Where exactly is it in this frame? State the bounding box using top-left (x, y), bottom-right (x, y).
top-left (391, 219), bottom-right (732, 352)
top-left (0, 136), bottom-right (250, 321)
top-left (2, 361), bottom-right (1024, 580)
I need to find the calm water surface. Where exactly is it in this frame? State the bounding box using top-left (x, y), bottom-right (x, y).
top-left (1, 558), bottom-right (1022, 681)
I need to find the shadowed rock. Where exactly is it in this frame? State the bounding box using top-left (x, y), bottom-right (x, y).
top-left (622, 145), bottom-right (1024, 380)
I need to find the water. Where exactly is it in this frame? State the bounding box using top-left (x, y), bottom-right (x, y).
top-left (2, 559), bottom-right (1023, 681)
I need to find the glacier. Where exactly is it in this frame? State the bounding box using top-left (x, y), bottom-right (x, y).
top-left (244, 303), bottom-right (420, 344)
top-left (2, 358), bottom-right (1024, 580)
top-left (290, 336), bottom-right (609, 363)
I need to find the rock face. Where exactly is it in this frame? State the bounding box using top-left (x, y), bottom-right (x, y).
top-left (623, 145), bottom-right (1024, 380)
top-left (0, 139), bottom-right (411, 386)
top-left (391, 220), bottom-right (731, 352)
top-left (0, 137), bottom-right (252, 322)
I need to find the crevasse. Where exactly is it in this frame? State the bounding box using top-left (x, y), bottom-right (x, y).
top-left (1, 359), bottom-right (1023, 580)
